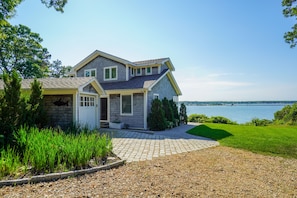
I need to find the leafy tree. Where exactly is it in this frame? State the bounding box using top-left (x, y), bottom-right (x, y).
top-left (0, 0), bottom-right (68, 20)
top-left (0, 23), bottom-right (51, 78)
top-left (48, 59), bottom-right (72, 78)
top-left (0, 0), bottom-right (22, 20)
top-left (274, 102), bottom-right (297, 125)
top-left (148, 98), bottom-right (167, 131)
top-left (282, 0), bottom-right (297, 47)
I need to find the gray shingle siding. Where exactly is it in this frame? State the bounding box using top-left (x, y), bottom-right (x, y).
top-left (147, 75), bottom-right (177, 113)
top-left (109, 93), bottom-right (144, 128)
top-left (44, 95), bottom-right (73, 129)
top-left (77, 56), bottom-right (126, 83)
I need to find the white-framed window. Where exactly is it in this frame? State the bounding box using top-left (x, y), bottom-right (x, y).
top-left (136, 68), bottom-right (142, 76)
top-left (104, 66), bottom-right (117, 81)
top-left (173, 96), bottom-right (179, 102)
top-left (146, 67), bottom-right (152, 75)
top-left (121, 94), bottom-right (133, 115)
top-left (80, 96), bottom-right (95, 107)
top-left (131, 68), bottom-right (134, 76)
top-left (153, 93), bottom-right (159, 99)
top-left (84, 69), bottom-right (96, 77)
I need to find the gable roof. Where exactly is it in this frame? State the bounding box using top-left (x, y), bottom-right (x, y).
top-left (0, 77), bottom-right (105, 95)
top-left (69, 50), bottom-right (175, 76)
top-left (101, 69), bottom-right (182, 95)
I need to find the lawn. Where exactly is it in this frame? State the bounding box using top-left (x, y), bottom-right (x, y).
top-left (187, 123), bottom-right (297, 159)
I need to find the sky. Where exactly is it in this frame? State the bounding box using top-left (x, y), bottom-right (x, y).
top-left (9, 0), bottom-right (297, 101)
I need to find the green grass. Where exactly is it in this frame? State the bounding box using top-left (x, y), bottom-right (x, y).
top-left (188, 123), bottom-right (297, 159)
top-left (0, 127), bottom-right (113, 179)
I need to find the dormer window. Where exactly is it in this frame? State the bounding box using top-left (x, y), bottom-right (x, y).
top-left (136, 68), bottom-right (142, 76)
top-left (131, 68), bottom-right (134, 76)
top-left (146, 67), bottom-right (152, 75)
top-left (84, 69), bottom-right (96, 77)
top-left (104, 66), bottom-right (117, 81)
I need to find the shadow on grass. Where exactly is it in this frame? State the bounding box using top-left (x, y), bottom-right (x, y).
top-left (187, 124), bottom-right (233, 141)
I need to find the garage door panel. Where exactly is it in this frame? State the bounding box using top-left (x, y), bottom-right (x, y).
top-left (79, 95), bottom-right (97, 129)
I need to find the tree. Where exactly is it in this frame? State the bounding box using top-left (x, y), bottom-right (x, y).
top-left (179, 103), bottom-right (188, 124)
top-left (0, 23), bottom-right (51, 78)
top-left (27, 79), bottom-right (47, 127)
top-left (148, 99), bottom-right (167, 131)
top-left (162, 97), bottom-right (174, 122)
top-left (282, 0), bottom-right (297, 48)
top-left (0, 0), bottom-right (68, 20)
top-left (0, 70), bottom-right (25, 146)
top-left (48, 59), bottom-right (71, 78)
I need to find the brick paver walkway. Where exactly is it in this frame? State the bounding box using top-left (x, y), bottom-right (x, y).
top-left (108, 123), bottom-right (219, 162)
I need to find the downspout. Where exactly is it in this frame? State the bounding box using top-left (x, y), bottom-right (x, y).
top-left (144, 90), bottom-right (148, 130)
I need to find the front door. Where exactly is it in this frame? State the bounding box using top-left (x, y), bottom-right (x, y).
top-left (100, 98), bottom-right (108, 121)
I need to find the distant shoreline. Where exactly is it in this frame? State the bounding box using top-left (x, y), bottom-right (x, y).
top-left (179, 101), bottom-right (297, 106)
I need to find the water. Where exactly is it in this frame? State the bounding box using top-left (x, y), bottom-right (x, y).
top-left (186, 104), bottom-right (289, 124)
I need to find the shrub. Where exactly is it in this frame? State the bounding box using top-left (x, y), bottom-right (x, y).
top-left (274, 103), bottom-right (297, 125)
top-left (246, 118), bottom-right (273, 126)
top-left (162, 97), bottom-right (174, 122)
top-left (148, 98), bottom-right (167, 131)
top-left (208, 116), bottom-right (237, 125)
top-left (188, 114), bottom-right (209, 123)
top-left (180, 103), bottom-right (188, 124)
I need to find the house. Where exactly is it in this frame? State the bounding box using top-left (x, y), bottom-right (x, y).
top-left (0, 77), bottom-right (105, 129)
top-left (69, 50), bottom-right (182, 129)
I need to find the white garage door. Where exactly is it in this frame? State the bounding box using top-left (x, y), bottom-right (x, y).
top-left (79, 95), bottom-right (97, 129)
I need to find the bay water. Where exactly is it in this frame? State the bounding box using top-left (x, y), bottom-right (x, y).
top-left (185, 103), bottom-right (293, 124)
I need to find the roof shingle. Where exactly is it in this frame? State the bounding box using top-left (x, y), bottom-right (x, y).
top-left (101, 69), bottom-right (168, 90)
top-left (0, 77), bottom-right (96, 90)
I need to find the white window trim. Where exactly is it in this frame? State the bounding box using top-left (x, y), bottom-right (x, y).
top-left (80, 96), bottom-right (96, 107)
top-left (146, 67), bottom-right (152, 75)
top-left (153, 93), bottom-right (159, 99)
top-left (120, 94), bottom-right (133, 116)
top-left (84, 68), bottom-right (96, 77)
top-left (104, 66), bottom-right (118, 81)
top-left (130, 67), bottom-right (134, 77)
top-left (136, 68), bottom-right (142, 76)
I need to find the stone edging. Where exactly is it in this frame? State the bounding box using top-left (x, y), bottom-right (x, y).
top-left (0, 160), bottom-right (125, 187)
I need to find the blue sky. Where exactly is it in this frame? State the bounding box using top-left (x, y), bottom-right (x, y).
top-left (9, 0), bottom-right (297, 101)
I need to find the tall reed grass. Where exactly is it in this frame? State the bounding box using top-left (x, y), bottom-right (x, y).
top-left (0, 127), bottom-right (113, 179)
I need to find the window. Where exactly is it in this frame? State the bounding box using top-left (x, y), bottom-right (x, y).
top-left (131, 68), bottom-right (135, 76)
top-left (153, 94), bottom-right (159, 99)
top-left (80, 96), bottom-right (95, 107)
top-left (146, 67), bottom-right (152, 75)
top-left (84, 69), bottom-right (96, 77)
top-left (173, 96), bottom-right (179, 102)
top-left (121, 94), bottom-right (133, 115)
top-left (136, 68), bottom-right (142, 76)
top-left (104, 66), bottom-right (117, 81)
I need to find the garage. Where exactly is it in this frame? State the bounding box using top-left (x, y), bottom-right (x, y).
top-left (79, 95), bottom-right (97, 129)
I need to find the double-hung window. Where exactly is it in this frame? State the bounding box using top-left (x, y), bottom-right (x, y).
top-left (84, 69), bottom-right (96, 77)
top-left (104, 66), bottom-right (117, 81)
top-left (121, 94), bottom-right (133, 115)
top-left (136, 68), bottom-right (142, 76)
top-left (131, 68), bottom-right (134, 76)
top-left (146, 67), bottom-right (152, 75)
